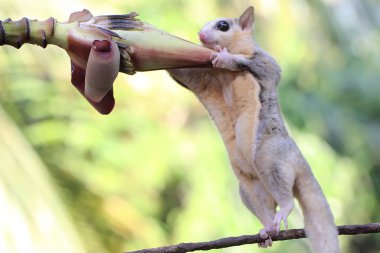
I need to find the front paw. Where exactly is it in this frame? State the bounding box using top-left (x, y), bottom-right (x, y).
top-left (210, 46), bottom-right (238, 71)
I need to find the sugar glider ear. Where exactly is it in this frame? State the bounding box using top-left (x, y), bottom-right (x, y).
top-left (239, 6), bottom-right (254, 30)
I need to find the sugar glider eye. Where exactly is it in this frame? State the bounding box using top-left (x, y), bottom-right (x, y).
top-left (216, 20), bottom-right (229, 32)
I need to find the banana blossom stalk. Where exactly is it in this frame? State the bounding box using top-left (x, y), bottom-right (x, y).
top-left (0, 10), bottom-right (213, 114)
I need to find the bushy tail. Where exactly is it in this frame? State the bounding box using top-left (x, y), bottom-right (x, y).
top-left (295, 168), bottom-right (339, 253)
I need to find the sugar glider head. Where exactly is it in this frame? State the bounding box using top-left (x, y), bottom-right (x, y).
top-left (198, 6), bottom-right (254, 51)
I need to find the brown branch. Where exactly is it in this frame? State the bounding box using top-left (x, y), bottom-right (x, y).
top-left (125, 223), bottom-right (380, 253)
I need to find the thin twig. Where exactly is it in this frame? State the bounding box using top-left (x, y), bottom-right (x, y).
top-left (125, 223), bottom-right (380, 253)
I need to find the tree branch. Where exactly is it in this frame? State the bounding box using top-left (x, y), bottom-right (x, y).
top-left (125, 223), bottom-right (380, 253)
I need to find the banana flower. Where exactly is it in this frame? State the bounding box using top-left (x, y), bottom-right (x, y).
top-left (0, 10), bottom-right (213, 114)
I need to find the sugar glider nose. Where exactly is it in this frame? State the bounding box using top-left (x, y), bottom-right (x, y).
top-left (199, 32), bottom-right (207, 42)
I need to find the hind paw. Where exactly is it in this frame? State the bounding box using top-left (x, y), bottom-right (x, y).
top-left (272, 212), bottom-right (288, 233)
top-left (258, 227), bottom-right (273, 248)
top-left (271, 204), bottom-right (293, 232)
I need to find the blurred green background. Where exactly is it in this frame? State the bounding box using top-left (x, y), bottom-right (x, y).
top-left (0, 0), bottom-right (379, 253)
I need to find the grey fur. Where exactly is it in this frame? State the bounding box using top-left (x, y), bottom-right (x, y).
top-left (231, 44), bottom-right (340, 253)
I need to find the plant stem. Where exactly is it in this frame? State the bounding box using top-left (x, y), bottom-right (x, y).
top-left (0, 17), bottom-right (73, 49)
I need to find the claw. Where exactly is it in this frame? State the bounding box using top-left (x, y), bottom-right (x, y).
top-left (210, 46), bottom-right (239, 71)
